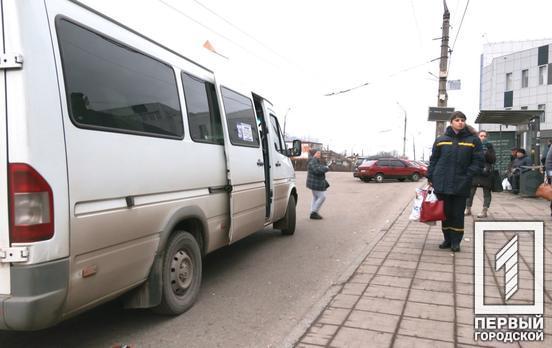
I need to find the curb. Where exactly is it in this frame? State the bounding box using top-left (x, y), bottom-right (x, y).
top-left (278, 197), bottom-right (413, 348)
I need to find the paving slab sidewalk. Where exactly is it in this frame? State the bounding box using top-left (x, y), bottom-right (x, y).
top-left (291, 190), bottom-right (552, 348)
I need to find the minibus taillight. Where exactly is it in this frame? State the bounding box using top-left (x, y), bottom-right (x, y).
top-left (8, 163), bottom-right (54, 243)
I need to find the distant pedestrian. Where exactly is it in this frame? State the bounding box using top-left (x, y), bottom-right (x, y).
top-left (306, 149), bottom-right (329, 219)
top-left (510, 148), bottom-right (532, 194)
top-left (541, 140), bottom-right (552, 166)
top-left (427, 111), bottom-right (484, 252)
top-left (545, 144), bottom-right (552, 216)
top-left (465, 130), bottom-right (496, 218)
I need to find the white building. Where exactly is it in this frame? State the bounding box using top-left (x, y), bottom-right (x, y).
top-left (479, 40), bottom-right (552, 164)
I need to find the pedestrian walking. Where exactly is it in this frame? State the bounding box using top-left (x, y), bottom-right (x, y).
top-left (465, 130), bottom-right (496, 218)
top-left (427, 111), bottom-right (484, 252)
top-left (306, 149), bottom-right (329, 220)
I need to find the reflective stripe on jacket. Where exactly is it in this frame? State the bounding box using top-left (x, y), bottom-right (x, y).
top-left (427, 126), bottom-right (484, 197)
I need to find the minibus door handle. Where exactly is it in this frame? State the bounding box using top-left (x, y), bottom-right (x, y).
top-left (257, 159), bottom-right (264, 166)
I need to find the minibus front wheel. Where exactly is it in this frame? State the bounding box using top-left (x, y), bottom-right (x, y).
top-left (154, 230), bottom-right (202, 315)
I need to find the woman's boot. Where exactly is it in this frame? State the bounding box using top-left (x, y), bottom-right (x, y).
top-left (477, 208), bottom-right (488, 218)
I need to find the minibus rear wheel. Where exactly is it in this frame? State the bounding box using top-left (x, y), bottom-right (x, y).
top-left (154, 230), bottom-right (202, 315)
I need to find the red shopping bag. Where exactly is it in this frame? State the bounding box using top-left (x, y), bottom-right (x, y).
top-left (419, 189), bottom-right (446, 222)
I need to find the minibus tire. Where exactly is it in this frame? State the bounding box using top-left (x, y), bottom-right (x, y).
top-left (274, 195), bottom-right (296, 235)
top-left (154, 231), bottom-right (202, 315)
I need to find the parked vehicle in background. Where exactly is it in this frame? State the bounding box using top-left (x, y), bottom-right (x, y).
top-left (353, 157), bottom-right (370, 171)
top-left (409, 160), bottom-right (428, 171)
top-left (0, 0), bottom-right (301, 331)
top-left (353, 158), bottom-right (426, 183)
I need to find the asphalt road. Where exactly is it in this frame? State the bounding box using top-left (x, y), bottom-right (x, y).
top-left (0, 172), bottom-right (423, 348)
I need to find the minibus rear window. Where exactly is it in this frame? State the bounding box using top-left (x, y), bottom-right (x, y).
top-left (56, 19), bottom-right (183, 139)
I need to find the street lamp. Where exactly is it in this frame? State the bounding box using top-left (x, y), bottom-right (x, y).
top-left (397, 102), bottom-right (407, 158)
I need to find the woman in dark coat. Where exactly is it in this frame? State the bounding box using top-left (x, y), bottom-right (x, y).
top-left (427, 111), bottom-right (484, 252)
top-left (306, 150), bottom-right (329, 220)
top-left (465, 130), bottom-right (496, 218)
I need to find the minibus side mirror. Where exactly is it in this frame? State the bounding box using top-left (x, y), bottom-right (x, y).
top-left (289, 139), bottom-right (302, 157)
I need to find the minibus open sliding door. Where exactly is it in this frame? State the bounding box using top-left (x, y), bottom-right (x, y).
top-left (0, 0), bottom-right (11, 294)
top-left (218, 86), bottom-right (266, 244)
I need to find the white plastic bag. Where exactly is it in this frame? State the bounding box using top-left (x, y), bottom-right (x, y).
top-left (425, 189), bottom-right (438, 203)
top-left (409, 188), bottom-right (425, 221)
top-left (502, 177), bottom-right (512, 191)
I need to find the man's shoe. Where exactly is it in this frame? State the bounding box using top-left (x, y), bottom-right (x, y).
top-left (310, 212), bottom-right (322, 220)
top-left (439, 241), bottom-right (451, 249)
top-left (451, 245), bottom-right (461, 252)
top-left (465, 207), bottom-right (472, 216)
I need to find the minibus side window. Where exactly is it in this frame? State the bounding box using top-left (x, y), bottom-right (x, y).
top-left (270, 114), bottom-right (284, 153)
top-left (182, 73), bottom-right (223, 145)
top-left (56, 19), bottom-right (183, 139)
top-left (220, 87), bottom-right (260, 147)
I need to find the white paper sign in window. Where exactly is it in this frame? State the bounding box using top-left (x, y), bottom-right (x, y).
top-left (237, 122), bottom-right (254, 142)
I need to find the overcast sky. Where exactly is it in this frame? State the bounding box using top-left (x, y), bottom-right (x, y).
top-left (82, 0), bottom-right (552, 159)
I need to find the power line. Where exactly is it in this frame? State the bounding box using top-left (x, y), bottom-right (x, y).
top-left (448, 0), bottom-right (470, 71)
top-left (190, 0), bottom-right (293, 66)
top-left (324, 59), bottom-right (438, 96)
top-left (157, 0), bottom-right (281, 68)
top-left (409, 0), bottom-right (423, 49)
top-left (451, 0), bottom-right (470, 52)
top-left (159, 0), bottom-right (328, 88)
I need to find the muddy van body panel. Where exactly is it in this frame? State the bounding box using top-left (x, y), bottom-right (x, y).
top-left (217, 84), bottom-right (266, 244)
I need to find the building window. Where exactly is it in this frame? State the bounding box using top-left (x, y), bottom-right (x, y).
top-left (504, 91), bottom-right (513, 107)
top-left (538, 104), bottom-right (546, 123)
top-left (539, 45), bottom-right (549, 66)
top-left (506, 72), bottom-right (512, 91)
top-left (522, 69), bottom-right (529, 88)
top-left (539, 66), bottom-right (547, 85)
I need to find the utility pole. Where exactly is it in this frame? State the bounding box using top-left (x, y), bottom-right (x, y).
top-left (397, 102), bottom-right (407, 158)
top-left (412, 136), bottom-right (416, 161)
top-left (436, 0), bottom-right (450, 137)
top-left (282, 107), bottom-right (291, 139)
top-left (403, 110), bottom-right (407, 158)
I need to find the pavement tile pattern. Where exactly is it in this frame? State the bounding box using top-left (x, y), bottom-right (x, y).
top-left (294, 190), bottom-right (552, 347)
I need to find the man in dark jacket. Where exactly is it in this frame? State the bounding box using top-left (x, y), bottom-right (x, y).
top-left (306, 149), bottom-right (329, 219)
top-left (465, 130), bottom-right (496, 218)
top-left (510, 148), bottom-right (532, 194)
top-left (427, 111), bottom-right (484, 252)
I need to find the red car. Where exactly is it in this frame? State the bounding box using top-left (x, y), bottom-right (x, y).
top-left (353, 158), bottom-right (427, 183)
